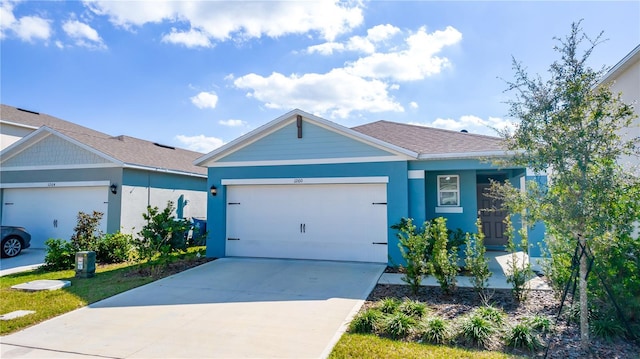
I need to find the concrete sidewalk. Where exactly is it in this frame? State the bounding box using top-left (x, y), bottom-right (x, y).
top-left (378, 251), bottom-right (552, 291)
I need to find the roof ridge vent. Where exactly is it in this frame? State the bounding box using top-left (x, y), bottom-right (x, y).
top-left (111, 135), bottom-right (126, 141)
top-left (17, 108), bottom-right (40, 115)
top-left (154, 142), bottom-right (175, 150)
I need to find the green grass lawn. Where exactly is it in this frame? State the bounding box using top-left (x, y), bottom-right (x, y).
top-left (330, 333), bottom-right (522, 359)
top-left (0, 247), bottom-right (208, 335)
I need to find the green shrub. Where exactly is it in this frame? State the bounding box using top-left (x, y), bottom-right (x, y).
top-left (349, 309), bottom-right (383, 334)
top-left (136, 201), bottom-right (192, 262)
top-left (464, 219), bottom-right (492, 296)
top-left (71, 211), bottom-right (104, 252)
top-left (382, 312), bottom-right (417, 339)
top-left (426, 217), bottom-right (459, 294)
top-left (398, 299), bottom-right (428, 319)
top-left (504, 216), bottom-right (532, 302)
top-left (377, 297), bottom-right (401, 314)
top-left (394, 218), bottom-right (429, 294)
top-left (96, 232), bottom-right (133, 264)
top-left (505, 323), bottom-right (541, 351)
top-left (474, 305), bottom-right (506, 327)
top-left (42, 238), bottom-right (76, 271)
top-left (524, 315), bottom-right (552, 333)
top-left (458, 314), bottom-right (496, 348)
top-left (591, 318), bottom-right (625, 341)
top-left (420, 316), bottom-right (451, 344)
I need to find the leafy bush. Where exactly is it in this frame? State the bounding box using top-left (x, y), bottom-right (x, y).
top-left (377, 297), bottom-right (401, 314)
top-left (504, 216), bottom-right (532, 302)
top-left (42, 238), bottom-right (76, 271)
top-left (96, 232), bottom-right (133, 264)
top-left (394, 218), bottom-right (429, 294)
top-left (591, 318), bottom-right (626, 341)
top-left (398, 299), bottom-right (428, 319)
top-left (474, 305), bottom-right (506, 327)
top-left (524, 315), bottom-right (552, 333)
top-left (426, 217), bottom-right (459, 293)
top-left (136, 201), bottom-right (192, 262)
top-left (464, 218), bottom-right (492, 296)
top-left (505, 323), bottom-right (541, 351)
top-left (382, 312), bottom-right (417, 339)
top-left (420, 316), bottom-right (451, 344)
top-left (70, 211), bottom-right (104, 252)
top-left (349, 309), bottom-right (383, 334)
top-left (458, 314), bottom-right (496, 348)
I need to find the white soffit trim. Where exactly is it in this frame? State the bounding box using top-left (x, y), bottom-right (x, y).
top-left (206, 155), bottom-right (404, 167)
top-left (194, 109), bottom-right (418, 167)
top-left (408, 170), bottom-right (425, 179)
top-left (417, 150), bottom-right (510, 160)
top-left (222, 176), bottom-right (389, 186)
top-left (0, 120), bottom-right (39, 130)
top-left (122, 163), bottom-right (207, 178)
top-left (1, 180), bottom-right (110, 189)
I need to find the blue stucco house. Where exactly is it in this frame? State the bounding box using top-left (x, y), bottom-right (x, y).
top-left (195, 109), bottom-right (544, 265)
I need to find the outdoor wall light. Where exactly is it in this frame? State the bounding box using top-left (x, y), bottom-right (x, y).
top-left (210, 185), bottom-right (218, 196)
top-left (110, 184), bottom-right (118, 194)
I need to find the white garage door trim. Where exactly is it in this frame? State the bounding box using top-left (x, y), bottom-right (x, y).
top-left (222, 176), bottom-right (388, 186)
top-left (225, 180), bottom-right (388, 263)
top-left (1, 180), bottom-right (111, 189)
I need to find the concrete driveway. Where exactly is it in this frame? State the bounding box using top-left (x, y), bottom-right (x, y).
top-left (0, 249), bottom-right (46, 276)
top-left (1, 257), bottom-right (385, 359)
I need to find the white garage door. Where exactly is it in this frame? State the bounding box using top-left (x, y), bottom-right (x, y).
top-left (2, 186), bottom-right (109, 248)
top-left (226, 183), bottom-right (388, 263)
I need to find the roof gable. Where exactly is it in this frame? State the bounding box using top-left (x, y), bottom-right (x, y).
top-left (195, 109), bottom-right (417, 167)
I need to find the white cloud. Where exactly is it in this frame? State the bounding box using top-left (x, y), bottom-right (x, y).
top-left (62, 20), bottom-right (106, 49)
top-left (307, 24), bottom-right (400, 55)
top-left (1, 2), bottom-right (51, 42)
top-left (162, 28), bottom-right (212, 48)
top-left (414, 115), bottom-right (514, 136)
top-left (409, 101), bottom-right (418, 109)
top-left (85, 1), bottom-right (363, 42)
top-left (307, 42), bottom-right (345, 55)
top-left (346, 26), bottom-right (462, 81)
top-left (190, 91), bottom-right (218, 109)
top-left (175, 134), bottom-right (225, 153)
top-left (219, 119), bottom-right (247, 127)
top-left (233, 68), bottom-right (403, 119)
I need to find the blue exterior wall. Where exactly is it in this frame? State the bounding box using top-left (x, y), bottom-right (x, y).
top-left (220, 121), bottom-right (393, 162)
top-left (123, 169), bottom-right (206, 191)
top-left (206, 161), bottom-right (409, 264)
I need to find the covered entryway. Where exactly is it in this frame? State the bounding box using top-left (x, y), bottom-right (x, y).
top-left (2, 185), bottom-right (109, 248)
top-left (225, 182), bottom-right (388, 263)
top-left (477, 181), bottom-right (508, 247)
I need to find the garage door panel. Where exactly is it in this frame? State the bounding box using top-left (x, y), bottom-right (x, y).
top-left (225, 183), bottom-right (388, 263)
top-left (2, 187), bottom-right (108, 248)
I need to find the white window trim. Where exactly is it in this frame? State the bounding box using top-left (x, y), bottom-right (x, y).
top-left (437, 175), bottom-right (460, 207)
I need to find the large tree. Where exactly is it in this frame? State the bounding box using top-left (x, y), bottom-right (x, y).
top-left (497, 21), bottom-right (639, 350)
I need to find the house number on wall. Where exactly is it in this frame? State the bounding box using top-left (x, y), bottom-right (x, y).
top-left (48, 182), bottom-right (56, 187)
top-left (293, 178), bottom-right (303, 184)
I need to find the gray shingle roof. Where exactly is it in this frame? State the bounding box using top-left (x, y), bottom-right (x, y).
top-left (1, 104), bottom-right (206, 176)
top-left (351, 120), bottom-right (504, 156)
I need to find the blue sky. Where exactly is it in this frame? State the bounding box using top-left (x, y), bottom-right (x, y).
top-left (2, 1), bottom-right (639, 153)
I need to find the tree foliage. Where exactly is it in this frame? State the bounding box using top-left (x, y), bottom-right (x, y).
top-left (494, 20), bottom-right (640, 344)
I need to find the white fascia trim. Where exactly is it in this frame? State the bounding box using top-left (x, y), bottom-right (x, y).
top-left (408, 170), bottom-right (425, 179)
top-left (417, 150), bottom-right (510, 160)
top-left (1, 180), bottom-right (110, 189)
top-left (597, 44), bottom-right (640, 88)
top-left (122, 163), bottom-right (207, 178)
top-left (206, 155), bottom-right (406, 168)
top-left (435, 206), bottom-right (463, 214)
top-left (0, 120), bottom-right (39, 130)
top-left (194, 109), bottom-right (418, 166)
top-left (222, 176), bottom-right (389, 186)
top-left (0, 163), bottom-right (120, 172)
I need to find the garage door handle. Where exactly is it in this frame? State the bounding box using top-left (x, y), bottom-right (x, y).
top-left (227, 238), bottom-right (240, 241)
top-left (228, 202), bottom-right (241, 205)
top-left (300, 223), bottom-right (306, 233)
top-left (372, 242), bottom-right (387, 245)
top-left (372, 202), bottom-right (387, 205)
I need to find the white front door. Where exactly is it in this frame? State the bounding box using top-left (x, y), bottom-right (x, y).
top-left (2, 186), bottom-right (109, 248)
top-left (225, 183), bottom-right (388, 263)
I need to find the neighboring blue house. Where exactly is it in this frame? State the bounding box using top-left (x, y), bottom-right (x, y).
top-left (195, 109), bottom-right (544, 265)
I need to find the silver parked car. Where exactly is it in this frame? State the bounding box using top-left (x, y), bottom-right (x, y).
top-left (1, 226), bottom-right (31, 258)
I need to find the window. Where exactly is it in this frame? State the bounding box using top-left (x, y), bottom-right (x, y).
top-left (438, 175), bottom-right (459, 206)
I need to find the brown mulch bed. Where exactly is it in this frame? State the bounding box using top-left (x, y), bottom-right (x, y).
top-left (364, 284), bottom-right (639, 358)
top-left (123, 256), bottom-right (215, 279)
